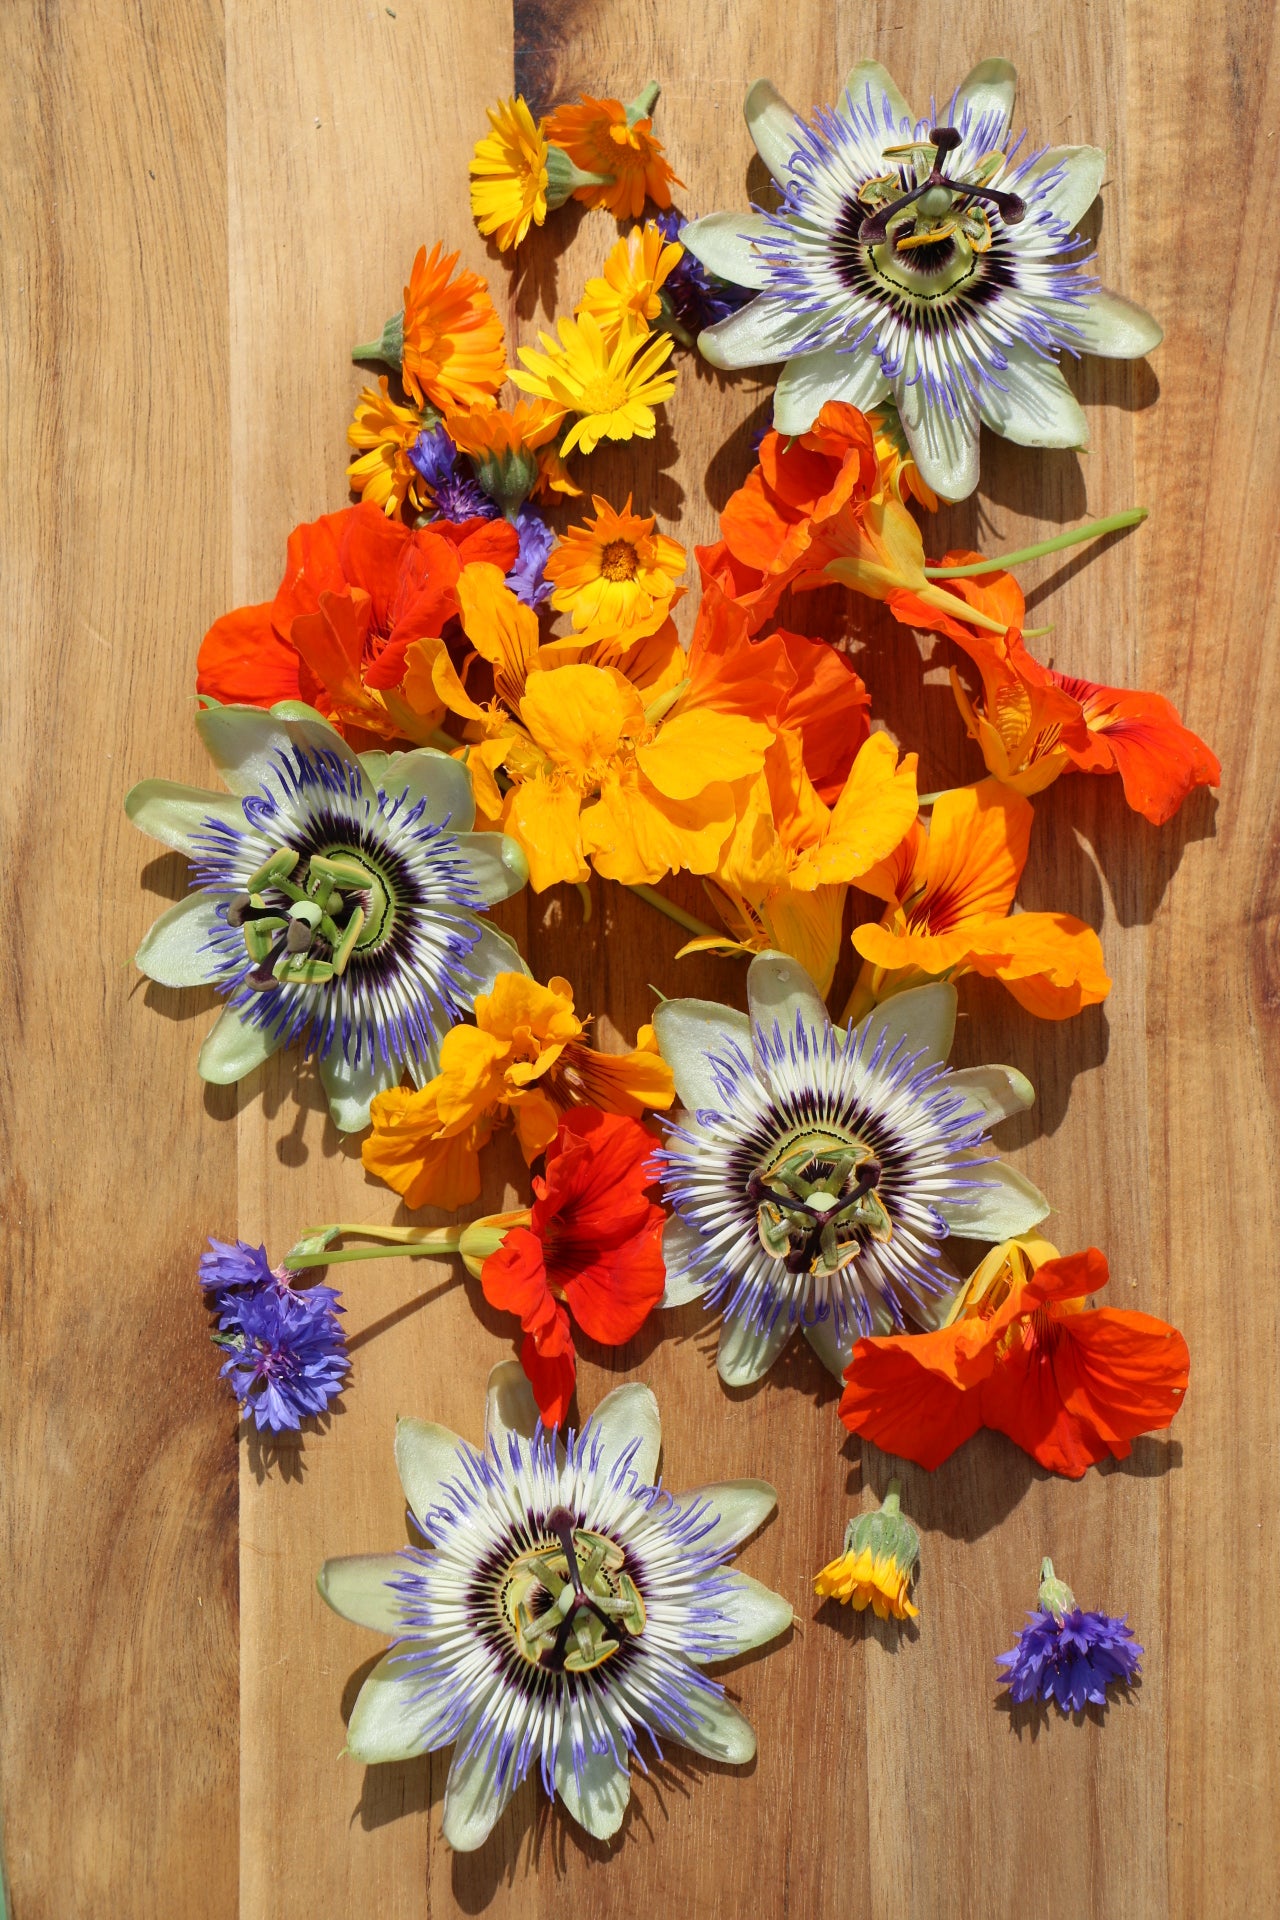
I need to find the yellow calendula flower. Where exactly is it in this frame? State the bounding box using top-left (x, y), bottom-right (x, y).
top-left (544, 494), bottom-right (686, 645)
top-left (362, 971), bottom-right (674, 1211)
top-left (814, 1482), bottom-right (921, 1622)
top-left (470, 96), bottom-right (550, 252)
top-left (345, 378), bottom-right (426, 518)
top-left (577, 222), bottom-right (683, 340)
top-left (509, 312), bottom-right (677, 458)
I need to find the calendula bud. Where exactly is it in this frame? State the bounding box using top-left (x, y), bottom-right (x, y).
top-left (813, 1479), bottom-right (921, 1620)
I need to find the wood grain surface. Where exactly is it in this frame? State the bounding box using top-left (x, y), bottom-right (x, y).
top-left (3, 0), bottom-right (1278, 1915)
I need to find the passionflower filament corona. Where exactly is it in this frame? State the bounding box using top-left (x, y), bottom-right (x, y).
top-left (126, 703), bottom-right (529, 1130)
top-left (317, 1367), bottom-right (792, 1848)
top-left (682, 60), bottom-right (1161, 498)
top-left (654, 951), bottom-right (1050, 1386)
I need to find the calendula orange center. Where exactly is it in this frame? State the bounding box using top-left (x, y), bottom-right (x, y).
top-left (600, 538), bottom-right (641, 582)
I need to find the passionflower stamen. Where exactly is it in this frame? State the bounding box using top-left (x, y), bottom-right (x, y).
top-left (857, 125), bottom-right (1026, 246)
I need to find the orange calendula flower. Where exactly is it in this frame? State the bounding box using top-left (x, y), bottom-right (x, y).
top-left (543, 89), bottom-right (681, 219)
top-left (544, 494), bottom-right (686, 645)
top-left (443, 397), bottom-right (565, 515)
top-left (362, 972), bottom-right (674, 1212)
top-left (687, 727), bottom-right (919, 995)
top-left (345, 379), bottom-right (426, 520)
top-left (509, 311), bottom-right (677, 458)
top-left (577, 222), bottom-right (684, 340)
top-left (851, 779), bottom-right (1111, 1021)
top-left (400, 242), bottom-right (506, 413)
top-left (469, 96), bottom-right (549, 252)
top-left (948, 616), bottom-right (1222, 824)
top-left (838, 1237), bottom-right (1190, 1479)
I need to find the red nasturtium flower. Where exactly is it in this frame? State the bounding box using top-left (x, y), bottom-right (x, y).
top-left (196, 501), bottom-right (518, 743)
top-left (838, 1237), bottom-right (1190, 1479)
top-left (478, 1108), bottom-right (666, 1427)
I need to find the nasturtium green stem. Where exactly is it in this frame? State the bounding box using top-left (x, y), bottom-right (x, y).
top-left (923, 509), bottom-right (1147, 579)
top-left (626, 883), bottom-right (719, 941)
top-left (283, 1227), bottom-right (464, 1272)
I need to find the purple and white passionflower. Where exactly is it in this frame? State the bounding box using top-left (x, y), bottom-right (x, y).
top-left (317, 1365), bottom-right (792, 1849)
top-left (682, 59), bottom-right (1161, 499)
top-left (653, 951), bottom-right (1050, 1387)
top-left (125, 701), bottom-right (528, 1131)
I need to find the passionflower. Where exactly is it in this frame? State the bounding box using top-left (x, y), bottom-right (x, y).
top-left (654, 950), bottom-right (1049, 1387)
top-left (682, 59), bottom-right (1161, 498)
top-left (997, 1559), bottom-right (1142, 1713)
top-left (126, 703), bottom-right (529, 1131)
top-left (316, 1366), bottom-right (792, 1848)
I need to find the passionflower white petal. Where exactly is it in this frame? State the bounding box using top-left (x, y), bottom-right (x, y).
top-left (318, 1366), bottom-right (791, 1851)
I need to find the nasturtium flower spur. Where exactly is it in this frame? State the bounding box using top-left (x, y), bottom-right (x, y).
top-left (997, 1559), bottom-right (1142, 1713)
top-left (317, 1366), bottom-right (792, 1849)
top-left (654, 950), bottom-right (1050, 1388)
top-left (682, 60), bottom-right (1162, 498)
top-left (126, 703), bottom-right (529, 1132)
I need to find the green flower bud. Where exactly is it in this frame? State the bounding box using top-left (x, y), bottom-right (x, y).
top-left (470, 445), bottom-right (541, 517)
top-left (1036, 1557), bottom-right (1077, 1620)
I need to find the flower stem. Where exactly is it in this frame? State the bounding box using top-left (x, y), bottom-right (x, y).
top-left (882, 1479), bottom-right (902, 1516)
top-left (923, 509), bottom-right (1147, 579)
top-left (284, 1226), bottom-right (465, 1272)
top-left (626, 883), bottom-right (719, 941)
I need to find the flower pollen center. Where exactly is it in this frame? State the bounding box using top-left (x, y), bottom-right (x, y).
top-left (497, 1506), bottom-right (646, 1673)
top-left (600, 538), bottom-right (640, 582)
top-left (749, 1124), bottom-right (891, 1277)
top-left (227, 842), bottom-right (395, 991)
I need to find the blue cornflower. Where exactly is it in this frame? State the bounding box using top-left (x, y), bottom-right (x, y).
top-left (200, 1236), bottom-right (349, 1433)
top-left (409, 425), bottom-right (498, 524)
top-left (506, 504), bottom-right (555, 608)
top-left (651, 208), bottom-right (752, 345)
top-left (997, 1559), bottom-right (1142, 1714)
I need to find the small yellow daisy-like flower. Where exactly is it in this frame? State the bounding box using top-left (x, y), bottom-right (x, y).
top-left (577, 223), bottom-right (684, 340)
top-left (469, 97), bottom-right (549, 253)
top-left (545, 493), bottom-right (686, 644)
top-left (543, 90), bottom-right (682, 219)
top-left (813, 1482), bottom-right (921, 1622)
top-left (509, 312), bottom-right (677, 458)
top-left (346, 378), bottom-right (425, 519)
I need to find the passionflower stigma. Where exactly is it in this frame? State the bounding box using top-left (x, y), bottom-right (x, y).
top-left (682, 59), bottom-right (1161, 499)
top-left (126, 702), bottom-right (529, 1131)
top-left (653, 951), bottom-right (1049, 1386)
top-left (317, 1365), bottom-right (792, 1849)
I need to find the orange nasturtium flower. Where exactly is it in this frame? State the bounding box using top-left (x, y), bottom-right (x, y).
top-left (697, 400), bottom-right (1016, 646)
top-left (946, 612), bottom-right (1221, 824)
top-left (850, 779), bottom-right (1111, 1021)
top-left (362, 972), bottom-right (675, 1213)
top-left (399, 242), bottom-right (507, 413)
top-left (544, 495), bottom-right (686, 645)
top-left (686, 729), bottom-right (920, 996)
top-left (838, 1237), bottom-right (1190, 1479)
top-left (542, 92), bottom-right (681, 219)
